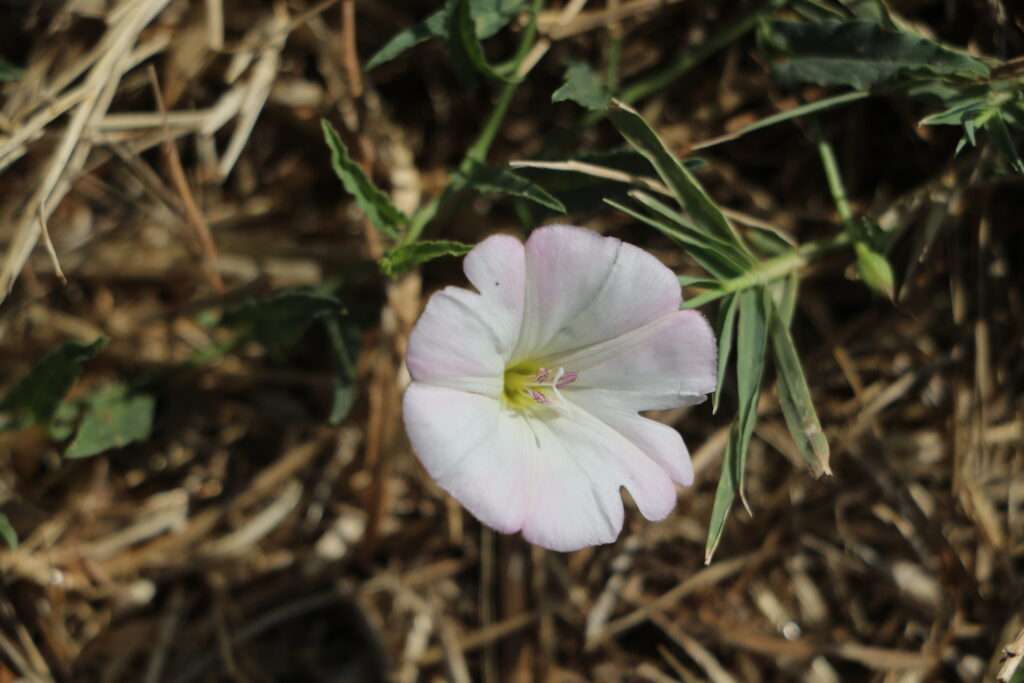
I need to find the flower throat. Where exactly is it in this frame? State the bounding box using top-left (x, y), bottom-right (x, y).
top-left (502, 363), bottom-right (578, 411)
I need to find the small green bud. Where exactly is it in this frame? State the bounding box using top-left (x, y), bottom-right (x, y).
top-left (854, 241), bottom-right (895, 301)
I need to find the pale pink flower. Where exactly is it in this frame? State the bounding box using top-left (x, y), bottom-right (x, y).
top-left (402, 225), bottom-right (716, 552)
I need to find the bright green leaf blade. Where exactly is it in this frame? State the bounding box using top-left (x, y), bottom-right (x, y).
top-left (460, 163), bottom-right (567, 213)
top-left (713, 294), bottom-right (739, 414)
top-left (322, 120), bottom-right (407, 240)
top-left (65, 385), bottom-right (155, 459)
top-left (607, 100), bottom-right (751, 256)
top-left (769, 309), bottom-right (831, 478)
top-left (0, 338), bottom-right (108, 429)
top-left (0, 513), bottom-right (16, 549)
top-left (222, 290), bottom-right (342, 356)
top-left (767, 20), bottom-right (990, 89)
top-left (380, 240), bottom-right (473, 277)
top-left (0, 57), bottom-right (23, 82)
top-left (552, 62), bottom-right (610, 111)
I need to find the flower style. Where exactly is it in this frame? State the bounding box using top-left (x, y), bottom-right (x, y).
top-left (402, 225), bottom-right (716, 552)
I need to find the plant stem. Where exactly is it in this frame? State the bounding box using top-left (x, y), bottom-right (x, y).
top-left (685, 232), bottom-right (850, 308)
top-left (816, 135), bottom-right (855, 226)
top-left (584, 0), bottom-right (788, 127)
top-left (401, 0), bottom-right (543, 246)
top-left (732, 233), bottom-right (850, 291)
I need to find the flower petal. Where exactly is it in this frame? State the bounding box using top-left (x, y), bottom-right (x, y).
top-left (406, 234), bottom-right (526, 395)
top-left (556, 309), bottom-right (717, 411)
top-left (463, 233), bottom-right (526, 350)
top-left (514, 225), bottom-right (681, 359)
top-left (405, 287), bottom-right (505, 396)
top-left (521, 406), bottom-right (677, 551)
top-left (568, 394), bottom-right (695, 486)
top-left (403, 383), bottom-right (529, 533)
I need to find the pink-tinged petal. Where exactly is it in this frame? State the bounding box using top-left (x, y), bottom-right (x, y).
top-left (463, 233), bottom-right (526, 348)
top-left (570, 394), bottom-right (695, 486)
top-left (555, 310), bottom-right (717, 411)
top-left (403, 383), bottom-right (529, 533)
top-left (405, 287), bottom-right (505, 396)
top-left (514, 225), bottom-right (681, 359)
top-left (521, 407), bottom-right (677, 552)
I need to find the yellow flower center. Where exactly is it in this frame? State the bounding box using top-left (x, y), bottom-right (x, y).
top-left (502, 362), bottom-right (578, 411)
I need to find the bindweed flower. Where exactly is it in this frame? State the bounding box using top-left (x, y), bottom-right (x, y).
top-left (402, 225), bottom-right (716, 551)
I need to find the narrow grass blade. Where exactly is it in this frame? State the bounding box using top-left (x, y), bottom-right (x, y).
top-left (713, 293), bottom-right (739, 414)
top-left (693, 90), bottom-right (870, 151)
top-left (769, 307), bottom-right (831, 478)
top-left (608, 100), bottom-right (751, 255)
top-left (604, 199), bottom-right (738, 280)
top-left (706, 288), bottom-right (768, 563)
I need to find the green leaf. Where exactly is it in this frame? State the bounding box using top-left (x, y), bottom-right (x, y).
top-left (0, 513), bottom-right (16, 549)
top-left (772, 272), bottom-right (800, 328)
top-left (448, 0), bottom-right (514, 82)
top-left (223, 290), bottom-right (342, 356)
top-left (379, 240), bottom-right (474, 277)
top-left (0, 57), bottom-right (23, 82)
top-left (1, 338), bottom-right (108, 429)
top-left (322, 120), bottom-right (407, 240)
top-left (713, 294), bottom-right (739, 414)
top-left (460, 163), bottom-right (567, 212)
top-left (366, 0), bottom-right (527, 70)
top-left (679, 275), bottom-right (720, 289)
top-left (627, 191), bottom-right (754, 272)
top-left (607, 100), bottom-right (752, 260)
top-left (854, 241), bottom-right (895, 299)
top-left (918, 95), bottom-right (989, 127)
top-left (985, 111), bottom-right (1024, 174)
top-left (700, 90), bottom-right (870, 150)
top-left (603, 198), bottom-right (740, 281)
top-left (706, 289), bottom-right (768, 562)
top-left (366, 12), bottom-right (447, 71)
top-left (325, 317), bottom-right (359, 425)
top-left (767, 20), bottom-right (990, 90)
top-left (65, 384), bottom-right (155, 459)
top-left (769, 309), bottom-right (831, 478)
top-left (552, 62), bottom-right (610, 111)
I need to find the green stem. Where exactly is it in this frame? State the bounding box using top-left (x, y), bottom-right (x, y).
top-left (585, 0), bottom-right (787, 126)
top-left (685, 232), bottom-right (849, 308)
top-left (816, 135), bottom-right (855, 226)
top-left (401, 0), bottom-right (543, 246)
top-left (730, 233), bottom-right (850, 292)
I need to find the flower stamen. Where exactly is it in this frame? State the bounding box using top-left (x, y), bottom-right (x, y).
top-left (503, 364), bottom-right (579, 410)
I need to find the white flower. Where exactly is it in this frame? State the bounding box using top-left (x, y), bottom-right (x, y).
top-left (402, 225), bottom-right (716, 551)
